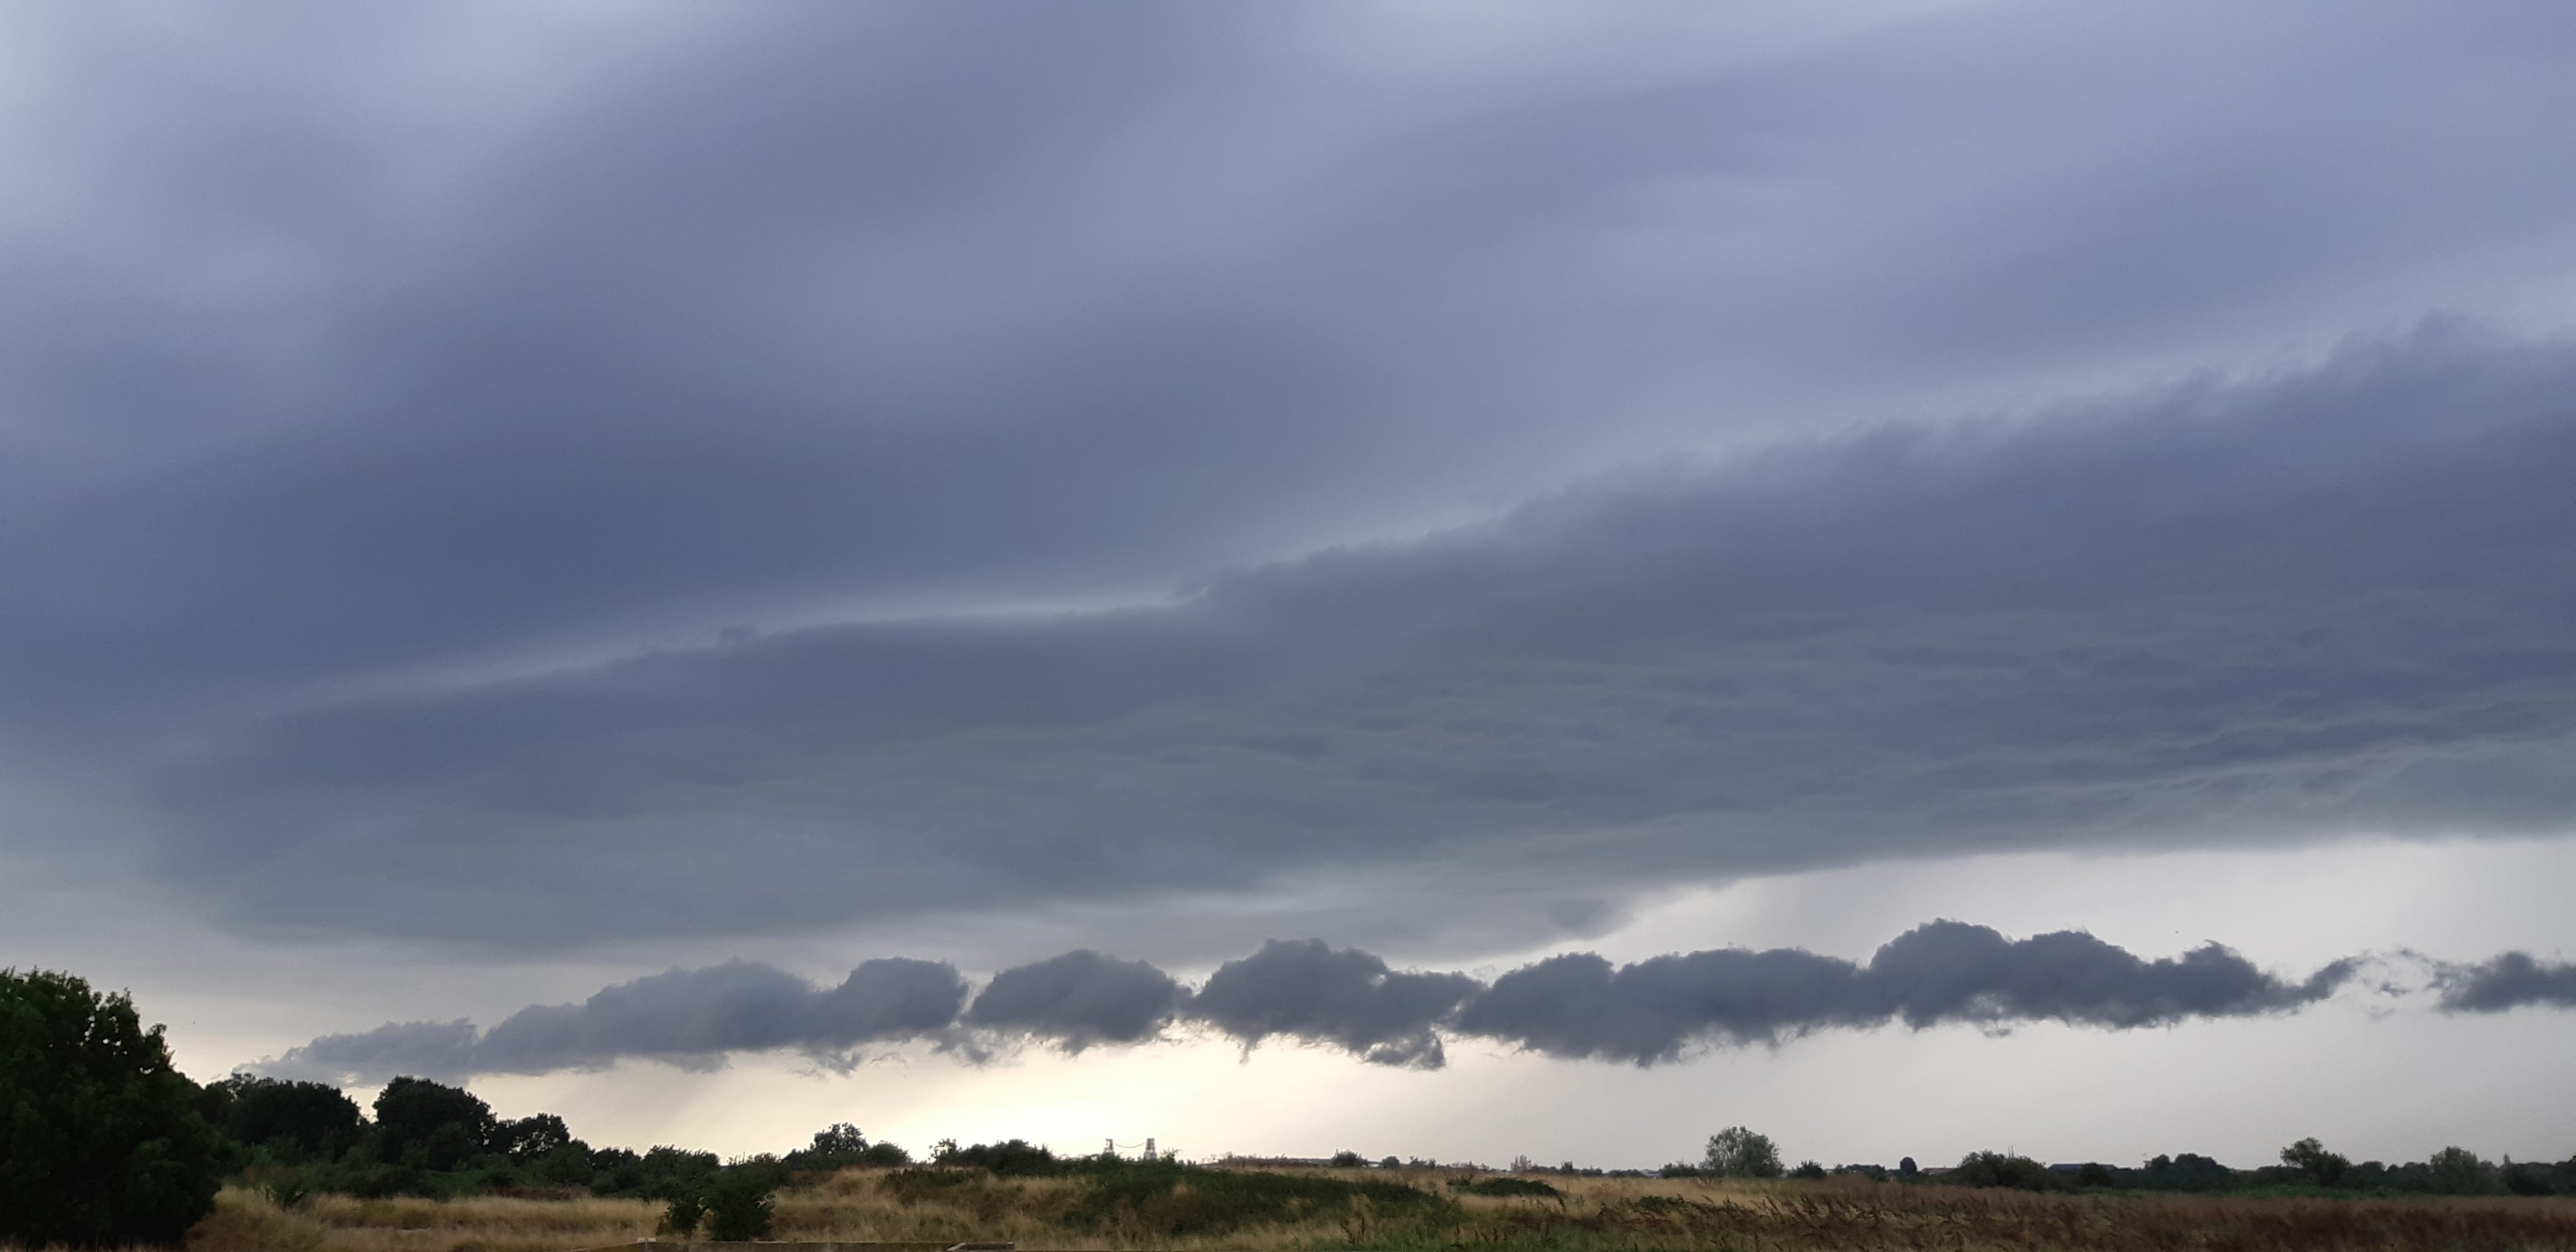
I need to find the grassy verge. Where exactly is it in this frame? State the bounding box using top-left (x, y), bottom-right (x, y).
top-left (58, 1166), bottom-right (2576, 1252)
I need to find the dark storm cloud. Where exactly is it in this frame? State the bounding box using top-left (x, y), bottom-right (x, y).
top-left (4, 5), bottom-right (2576, 952)
top-left (2435, 954), bottom-right (2576, 1013)
top-left (264, 1020), bottom-right (481, 1085)
top-left (964, 951), bottom-right (1186, 1051)
top-left (262, 958), bottom-right (964, 1083)
top-left (1191, 940), bottom-right (1481, 1068)
top-left (1452, 922), bottom-right (2352, 1064)
top-left (255, 923), bottom-right (2373, 1082)
top-left (1453, 948), bottom-right (1874, 1065)
top-left (1863, 921), bottom-right (2356, 1031)
top-left (154, 328), bottom-right (2576, 949)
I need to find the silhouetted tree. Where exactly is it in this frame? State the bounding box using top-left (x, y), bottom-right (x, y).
top-left (787, 1122), bottom-right (910, 1170)
top-left (2280, 1137), bottom-right (2350, 1187)
top-left (2427, 1146), bottom-right (2498, 1194)
top-left (372, 1076), bottom-right (496, 1170)
top-left (495, 1112), bottom-right (575, 1163)
top-left (0, 968), bottom-right (225, 1248)
top-left (1950, 1151), bottom-right (2054, 1192)
top-left (202, 1075), bottom-right (364, 1164)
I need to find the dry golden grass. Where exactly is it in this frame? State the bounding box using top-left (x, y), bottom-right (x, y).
top-left (33, 1167), bottom-right (2563, 1252)
top-left (178, 1185), bottom-right (657, 1252)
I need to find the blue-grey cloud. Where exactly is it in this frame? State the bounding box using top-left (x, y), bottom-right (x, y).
top-left (264, 959), bottom-right (965, 1083)
top-left (263, 1020), bottom-right (482, 1086)
top-left (147, 327), bottom-right (2576, 950)
top-left (2435, 953), bottom-right (2576, 1013)
top-left (253, 923), bottom-right (2380, 1083)
top-left (1453, 947), bottom-right (1876, 1065)
top-left (1191, 940), bottom-right (1482, 1069)
top-left (3, 5), bottom-right (2575, 957)
top-left (1453, 922), bottom-right (2356, 1065)
top-left (963, 950), bottom-right (1187, 1051)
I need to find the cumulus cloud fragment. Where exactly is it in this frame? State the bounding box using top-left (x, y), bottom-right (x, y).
top-left (1191, 939), bottom-right (1481, 1068)
top-left (263, 1020), bottom-right (481, 1085)
top-left (2435, 952), bottom-right (2576, 1012)
top-left (260, 960), bottom-right (965, 1087)
top-left (963, 950), bottom-right (1185, 1051)
top-left (1863, 921), bottom-right (2353, 1030)
top-left (1450, 922), bottom-right (2352, 1065)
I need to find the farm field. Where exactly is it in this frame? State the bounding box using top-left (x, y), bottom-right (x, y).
top-left (109, 1166), bottom-right (2576, 1252)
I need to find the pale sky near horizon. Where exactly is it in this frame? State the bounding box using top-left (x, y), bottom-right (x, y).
top-left (6, 1), bottom-right (2576, 1172)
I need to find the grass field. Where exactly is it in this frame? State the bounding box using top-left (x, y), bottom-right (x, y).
top-left (18, 1166), bottom-right (2576, 1252)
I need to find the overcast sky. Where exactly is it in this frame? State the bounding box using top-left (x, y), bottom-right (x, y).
top-left (6, 1), bottom-right (2576, 1171)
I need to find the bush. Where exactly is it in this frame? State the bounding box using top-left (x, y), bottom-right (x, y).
top-left (934, 1137), bottom-right (1061, 1175)
top-left (703, 1171), bottom-right (778, 1239)
top-left (1947, 1151), bottom-right (2056, 1192)
top-left (659, 1191), bottom-right (707, 1236)
top-left (2134, 1153), bottom-right (2235, 1191)
top-left (0, 968), bottom-right (228, 1248)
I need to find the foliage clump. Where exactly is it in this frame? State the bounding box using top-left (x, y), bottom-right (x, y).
top-left (0, 967), bottom-right (227, 1248)
top-left (1703, 1126), bottom-right (1784, 1179)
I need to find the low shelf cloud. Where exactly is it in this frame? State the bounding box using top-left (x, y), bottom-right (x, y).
top-left (259, 921), bottom-right (2386, 1084)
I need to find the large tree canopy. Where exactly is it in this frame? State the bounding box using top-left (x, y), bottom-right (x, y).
top-left (0, 968), bottom-right (225, 1248)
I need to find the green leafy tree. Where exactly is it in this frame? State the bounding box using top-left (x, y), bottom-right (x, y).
top-left (372, 1076), bottom-right (495, 1169)
top-left (2427, 1146), bottom-right (2498, 1194)
top-left (207, 1075), bottom-right (364, 1163)
top-left (2280, 1137), bottom-right (2350, 1187)
top-left (1950, 1151), bottom-right (2055, 1192)
top-left (495, 1112), bottom-right (575, 1163)
top-left (1703, 1126), bottom-right (1784, 1179)
top-left (1, 968), bottom-right (226, 1248)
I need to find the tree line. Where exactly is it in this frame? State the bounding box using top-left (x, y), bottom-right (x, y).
top-left (1656, 1126), bottom-right (2576, 1197)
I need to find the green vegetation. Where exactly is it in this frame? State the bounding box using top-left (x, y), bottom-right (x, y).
top-left (0, 968), bottom-right (226, 1249)
top-left (1456, 1176), bottom-right (1565, 1198)
top-left (1066, 1159), bottom-right (1456, 1238)
top-left (1702, 1125), bottom-right (1786, 1179)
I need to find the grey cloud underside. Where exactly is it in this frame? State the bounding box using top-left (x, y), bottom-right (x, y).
top-left (2435, 954), bottom-right (2576, 1013)
top-left (256, 921), bottom-right (2360, 1083)
top-left (163, 330), bottom-right (2576, 947)
top-left (8, 6), bottom-right (2576, 954)
top-left (960, 950), bottom-right (1185, 1051)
